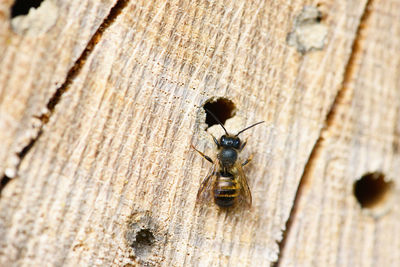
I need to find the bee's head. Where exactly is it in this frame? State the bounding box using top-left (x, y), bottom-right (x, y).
top-left (220, 135), bottom-right (241, 149)
top-left (204, 108), bottom-right (264, 150)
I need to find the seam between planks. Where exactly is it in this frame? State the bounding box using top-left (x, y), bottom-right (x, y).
top-left (273, 0), bottom-right (374, 266)
top-left (0, 0), bottom-right (130, 196)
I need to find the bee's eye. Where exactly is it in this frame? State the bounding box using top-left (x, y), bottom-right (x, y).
top-left (220, 136), bottom-right (226, 143)
top-left (234, 139), bottom-right (240, 148)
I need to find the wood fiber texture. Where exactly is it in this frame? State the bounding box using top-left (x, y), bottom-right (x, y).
top-left (0, 0), bottom-right (397, 266)
top-left (0, 0), bottom-right (118, 178)
top-left (278, 0), bottom-right (400, 266)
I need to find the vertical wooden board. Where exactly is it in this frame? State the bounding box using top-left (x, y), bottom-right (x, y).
top-left (0, 0), bottom-right (369, 266)
top-left (0, 0), bottom-right (118, 178)
top-left (279, 0), bottom-right (400, 266)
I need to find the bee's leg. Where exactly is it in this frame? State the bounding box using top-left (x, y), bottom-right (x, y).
top-left (242, 154), bottom-right (253, 166)
top-left (240, 139), bottom-right (247, 151)
top-left (210, 133), bottom-right (220, 148)
top-left (191, 144), bottom-right (214, 163)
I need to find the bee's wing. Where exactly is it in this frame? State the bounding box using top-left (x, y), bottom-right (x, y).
top-left (196, 163), bottom-right (218, 204)
top-left (236, 163), bottom-right (252, 208)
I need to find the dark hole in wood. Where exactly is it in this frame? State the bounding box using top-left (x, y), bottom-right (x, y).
top-left (353, 172), bottom-right (393, 209)
top-left (127, 228), bottom-right (155, 259)
top-left (125, 213), bottom-right (159, 261)
top-left (134, 229), bottom-right (155, 247)
top-left (11, 0), bottom-right (44, 18)
top-left (203, 98), bottom-right (236, 128)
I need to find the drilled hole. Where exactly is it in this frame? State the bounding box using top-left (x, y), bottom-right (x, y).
top-left (125, 211), bottom-right (163, 264)
top-left (11, 0), bottom-right (44, 18)
top-left (353, 172), bottom-right (394, 209)
top-left (134, 229), bottom-right (155, 246)
top-left (203, 98), bottom-right (236, 128)
top-left (127, 228), bottom-right (156, 258)
top-left (10, 0), bottom-right (58, 35)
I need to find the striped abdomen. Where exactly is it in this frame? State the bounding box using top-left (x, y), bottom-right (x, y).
top-left (213, 172), bottom-right (239, 207)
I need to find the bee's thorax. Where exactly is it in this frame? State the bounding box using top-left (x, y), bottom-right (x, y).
top-left (218, 147), bottom-right (238, 167)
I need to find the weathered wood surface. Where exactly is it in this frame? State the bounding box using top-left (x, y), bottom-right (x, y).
top-left (0, 0), bottom-right (397, 266)
top-left (0, 0), bottom-right (118, 178)
top-left (278, 0), bottom-right (400, 266)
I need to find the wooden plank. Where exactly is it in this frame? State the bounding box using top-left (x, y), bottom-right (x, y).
top-left (278, 0), bottom-right (400, 266)
top-left (0, 0), bottom-right (118, 178)
top-left (0, 0), bottom-right (372, 266)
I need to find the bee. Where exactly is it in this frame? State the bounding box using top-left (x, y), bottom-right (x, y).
top-left (192, 110), bottom-right (264, 208)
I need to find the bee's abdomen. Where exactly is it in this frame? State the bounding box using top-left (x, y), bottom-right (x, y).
top-left (214, 173), bottom-right (238, 207)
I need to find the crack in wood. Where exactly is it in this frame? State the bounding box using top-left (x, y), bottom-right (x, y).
top-left (0, 0), bottom-right (129, 196)
top-left (272, 0), bottom-right (374, 266)
top-left (45, 0), bottom-right (129, 117)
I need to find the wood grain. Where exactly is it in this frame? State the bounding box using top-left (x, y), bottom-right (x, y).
top-left (0, 0), bottom-right (118, 178)
top-left (0, 0), bottom-right (391, 266)
top-left (278, 0), bottom-right (400, 266)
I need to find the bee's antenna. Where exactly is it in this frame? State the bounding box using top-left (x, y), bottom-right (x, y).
top-left (235, 121), bottom-right (264, 136)
top-left (204, 108), bottom-right (229, 135)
